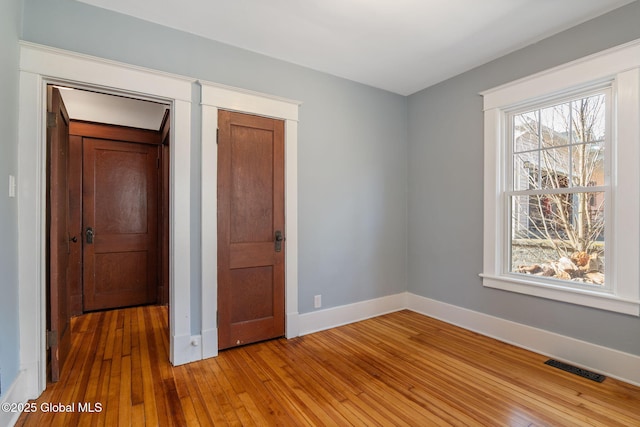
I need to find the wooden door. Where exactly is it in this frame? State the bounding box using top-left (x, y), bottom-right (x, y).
top-left (159, 111), bottom-right (171, 306)
top-left (46, 86), bottom-right (72, 382)
top-left (67, 134), bottom-right (83, 316)
top-left (82, 138), bottom-right (159, 311)
top-left (218, 110), bottom-right (285, 350)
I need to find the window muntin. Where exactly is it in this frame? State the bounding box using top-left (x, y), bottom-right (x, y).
top-left (507, 90), bottom-right (609, 289)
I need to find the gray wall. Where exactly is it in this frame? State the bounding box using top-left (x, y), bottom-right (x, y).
top-left (21, 0), bottom-right (409, 333)
top-left (0, 0), bottom-right (22, 398)
top-left (408, 1), bottom-right (640, 356)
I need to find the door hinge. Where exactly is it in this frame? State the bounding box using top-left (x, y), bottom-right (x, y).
top-left (47, 112), bottom-right (57, 128)
top-left (216, 128), bottom-right (219, 144)
top-left (46, 330), bottom-right (58, 349)
top-left (216, 311), bottom-right (219, 327)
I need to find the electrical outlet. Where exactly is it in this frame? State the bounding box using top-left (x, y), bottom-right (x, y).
top-left (314, 295), bottom-right (322, 309)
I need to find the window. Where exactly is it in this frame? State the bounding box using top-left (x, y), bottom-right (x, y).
top-left (509, 90), bottom-right (608, 288)
top-left (481, 40), bottom-right (640, 316)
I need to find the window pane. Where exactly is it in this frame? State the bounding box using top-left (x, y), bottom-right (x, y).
top-left (572, 143), bottom-right (604, 188)
top-left (510, 192), bottom-right (605, 285)
top-left (513, 153), bottom-right (538, 191)
top-left (539, 147), bottom-right (571, 188)
top-left (514, 111), bottom-right (539, 153)
top-left (572, 94), bottom-right (606, 143)
top-left (541, 102), bottom-right (571, 148)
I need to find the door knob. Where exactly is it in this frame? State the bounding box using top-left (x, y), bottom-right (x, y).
top-left (86, 227), bottom-right (94, 244)
top-left (275, 230), bottom-right (284, 252)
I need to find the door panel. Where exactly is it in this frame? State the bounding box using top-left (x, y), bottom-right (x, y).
top-left (230, 266), bottom-right (274, 321)
top-left (83, 138), bottom-right (158, 311)
top-left (229, 126), bottom-right (274, 243)
top-left (218, 110), bottom-right (285, 350)
top-left (47, 86), bottom-right (72, 382)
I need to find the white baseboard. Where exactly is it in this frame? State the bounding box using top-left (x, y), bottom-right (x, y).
top-left (406, 293), bottom-right (640, 387)
top-left (298, 292), bottom-right (408, 335)
top-left (1, 370), bottom-right (30, 427)
top-left (18, 360), bottom-right (42, 400)
top-left (171, 334), bottom-right (203, 365)
top-left (286, 311), bottom-right (300, 339)
top-left (201, 328), bottom-right (218, 359)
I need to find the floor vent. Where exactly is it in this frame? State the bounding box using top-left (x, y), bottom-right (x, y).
top-left (544, 359), bottom-right (606, 382)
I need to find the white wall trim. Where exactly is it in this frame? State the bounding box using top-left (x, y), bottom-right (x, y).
top-left (199, 80), bottom-right (301, 121)
top-left (480, 37), bottom-right (640, 110)
top-left (17, 69), bottom-right (46, 399)
top-left (17, 42), bottom-right (194, 398)
top-left (284, 119), bottom-right (300, 339)
top-left (174, 334), bottom-right (203, 364)
top-left (406, 293), bottom-right (640, 387)
top-left (298, 293), bottom-right (408, 336)
top-left (200, 89), bottom-right (219, 360)
top-left (0, 370), bottom-right (30, 427)
top-left (199, 81), bottom-right (301, 357)
top-left (19, 41), bottom-right (193, 102)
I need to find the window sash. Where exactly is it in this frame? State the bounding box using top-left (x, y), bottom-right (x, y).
top-left (504, 88), bottom-right (611, 287)
top-left (507, 186), bottom-right (607, 197)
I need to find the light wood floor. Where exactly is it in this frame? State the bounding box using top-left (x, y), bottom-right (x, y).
top-left (16, 306), bottom-right (640, 426)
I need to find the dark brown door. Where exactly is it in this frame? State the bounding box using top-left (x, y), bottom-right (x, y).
top-left (46, 86), bottom-right (72, 382)
top-left (217, 110), bottom-right (285, 350)
top-left (159, 111), bottom-right (171, 306)
top-left (82, 138), bottom-right (159, 311)
top-left (67, 134), bottom-right (83, 316)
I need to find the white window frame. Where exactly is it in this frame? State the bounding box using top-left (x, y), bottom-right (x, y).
top-left (506, 87), bottom-right (612, 293)
top-left (480, 39), bottom-right (640, 316)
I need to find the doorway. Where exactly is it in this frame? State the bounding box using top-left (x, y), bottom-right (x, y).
top-left (19, 43), bottom-right (299, 399)
top-left (19, 44), bottom-right (195, 397)
top-left (46, 85), bottom-right (170, 381)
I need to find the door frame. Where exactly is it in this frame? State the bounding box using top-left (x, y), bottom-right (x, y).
top-left (200, 81), bottom-right (300, 358)
top-left (17, 42), bottom-right (193, 397)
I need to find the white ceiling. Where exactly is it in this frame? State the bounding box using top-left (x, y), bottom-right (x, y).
top-left (58, 88), bottom-right (168, 130)
top-left (78, 0), bottom-right (634, 95)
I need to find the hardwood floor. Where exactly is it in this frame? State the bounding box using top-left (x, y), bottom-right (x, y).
top-left (16, 306), bottom-right (640, 426)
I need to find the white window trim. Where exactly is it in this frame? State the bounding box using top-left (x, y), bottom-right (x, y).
top-left (480, 38), bottom-right (640, 316)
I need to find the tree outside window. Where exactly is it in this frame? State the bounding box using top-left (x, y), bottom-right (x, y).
top-left (510, 92), bottom-right (606, 285)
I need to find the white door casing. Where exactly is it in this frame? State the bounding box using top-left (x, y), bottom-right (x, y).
top-left (18, 42), bottom-right (193, 397)
top-left (17, 42), bottom-right (300, 398)
top-left (199, 81), bottom-right (301, 359)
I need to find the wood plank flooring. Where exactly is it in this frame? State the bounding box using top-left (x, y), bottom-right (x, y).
top-left (16, 306), bottom-right (640, 426)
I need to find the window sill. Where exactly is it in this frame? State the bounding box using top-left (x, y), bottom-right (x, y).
top-left (480, 273), bottom-right (640, 316)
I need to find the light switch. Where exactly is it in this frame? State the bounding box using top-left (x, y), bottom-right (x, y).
top-left (8, 175), bottom-right (16, 198)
